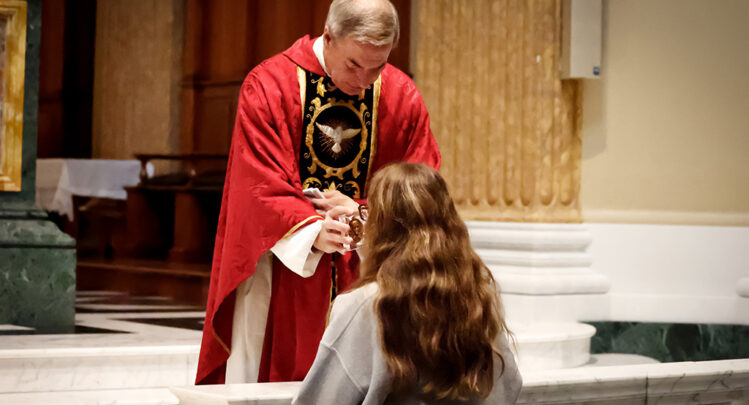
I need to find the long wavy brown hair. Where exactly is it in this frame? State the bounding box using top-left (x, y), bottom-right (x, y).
top-left (357, 162), bottom-right (509, 401)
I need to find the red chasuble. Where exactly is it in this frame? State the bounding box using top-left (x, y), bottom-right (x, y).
top-left (196, 35), bottom-right (440, 385)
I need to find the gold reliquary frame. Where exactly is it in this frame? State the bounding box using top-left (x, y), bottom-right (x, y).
top-left (0, 1), bottom-right (26, 192)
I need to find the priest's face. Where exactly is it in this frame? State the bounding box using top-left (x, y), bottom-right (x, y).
top-left (323, 29), bottom-right (392, 96)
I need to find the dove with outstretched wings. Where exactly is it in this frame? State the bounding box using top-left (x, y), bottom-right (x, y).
top-left (315, 122), bottom-right (361, 154)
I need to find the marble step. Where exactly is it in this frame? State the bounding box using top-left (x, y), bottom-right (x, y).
top-left (0, 343), bottom-right (199, 394)
top-left (169, 359), bottom-right (749, 405)
top-left (0, 321), bottom-right (590, 394)
top-left (0, 325), bottom-right (591, 393)
top-left (0, 319), bottom-right (591, 393)
top-left (0, 292), bottom-right (593, 394)
top-left (0, 311), bottom-right (202, 394)
top-left (510, 321), bottom-right (596, 371)
top-left (0, 355), bottom-right (656, 404)
top-left (0, 387), bottom-right (179, 405)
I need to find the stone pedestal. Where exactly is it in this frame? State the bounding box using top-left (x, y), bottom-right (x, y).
top-left (0, 0), bottom-right (77, 330)
top-left (468, 221), bottom-right (610, 370)
top-left (0, 209), bottom-right (75, 329)
top-left (468, 221), bottom-right (610, 321)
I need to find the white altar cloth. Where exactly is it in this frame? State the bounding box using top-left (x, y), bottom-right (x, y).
top-left (35, 159), bottom-right (152, 220)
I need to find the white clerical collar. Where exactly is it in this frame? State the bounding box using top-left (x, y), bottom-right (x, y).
top-left (313, 36), bottom-right (330, 76)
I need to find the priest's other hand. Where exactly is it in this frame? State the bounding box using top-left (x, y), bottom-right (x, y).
top-left (309, 190), bottom-right (359, 216)
top-left (313, 205), bottom-right (356, 254)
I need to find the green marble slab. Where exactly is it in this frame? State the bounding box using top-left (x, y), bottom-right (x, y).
top-left (586, 321), bottom-right (749, 362)
top-left (0, 217), bottom-right (76, 328)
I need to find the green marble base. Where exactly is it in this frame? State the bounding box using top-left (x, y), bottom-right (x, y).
top-left (0, 209), bottom-right (76, 329)
top-left (586, 321), bottom-right (749, 362)
top-left (0, 0), bottom-right (74, 329)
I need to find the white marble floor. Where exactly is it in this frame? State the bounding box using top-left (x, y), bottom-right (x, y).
top-left (0, 291), bottom-right (204, 400)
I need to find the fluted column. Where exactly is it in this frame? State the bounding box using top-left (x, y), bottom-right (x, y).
top-left (414, 0), bottom-right (582, 222)
top-left (414, 2), bottom-right (606, 370)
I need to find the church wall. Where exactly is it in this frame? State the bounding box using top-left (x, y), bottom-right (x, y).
top-left (580, 0), bottom-right (749, 226)
top-left (587, 222), bottom-right (749, 326)
top-left (91, 0), bottom-right (184, 161)
top-left (576, 0), bottom-right (749, 328)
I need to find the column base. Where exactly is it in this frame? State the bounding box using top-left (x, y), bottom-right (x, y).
top-left (468, 221), bottom-right (610, 370)
top-left (510, 321), bottom-right (595, 371)
top-left (0, 209), bottom-right (76, 329)
top-left (468, 221), bottom-right (610, 320)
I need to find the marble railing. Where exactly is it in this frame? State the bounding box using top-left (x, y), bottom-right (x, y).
top-left (171, 358), bottom-right (749, 404)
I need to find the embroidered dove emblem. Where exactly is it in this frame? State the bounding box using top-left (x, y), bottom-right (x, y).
top-left (315, 123), bottom-right (360, 153)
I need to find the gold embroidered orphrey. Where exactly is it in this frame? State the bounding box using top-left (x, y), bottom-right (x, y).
top-left (297, 66), bottom-right (380, 199)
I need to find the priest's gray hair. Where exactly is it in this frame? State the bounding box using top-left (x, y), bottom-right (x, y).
top-left (325, 0), bottom-right (400, 46)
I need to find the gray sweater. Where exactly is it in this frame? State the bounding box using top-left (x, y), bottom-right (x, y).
top-left (292, 283), bottom-right (522, 405)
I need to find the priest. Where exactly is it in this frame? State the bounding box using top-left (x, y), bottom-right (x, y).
top-left (196, 0), bottom-right (441, 385)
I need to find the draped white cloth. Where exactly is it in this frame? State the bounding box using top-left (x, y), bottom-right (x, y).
top-left (35, 158), bottom-right (152, 220)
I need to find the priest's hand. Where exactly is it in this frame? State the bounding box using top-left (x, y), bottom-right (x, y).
top-left (309, 190), bottom-right (359, 216)
top-left (313, 205), bottom-right (356, 254)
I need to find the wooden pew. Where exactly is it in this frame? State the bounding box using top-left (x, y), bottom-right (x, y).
top-left (75, 154), bottom-right (227, 305)
top-left (119, 153), bottom-right (227, 263)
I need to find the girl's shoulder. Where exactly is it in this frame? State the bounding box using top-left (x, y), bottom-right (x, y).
top-left (336, 283), bottom-right (378, 307)
top-left (322, 283), bottom-right (380, 346)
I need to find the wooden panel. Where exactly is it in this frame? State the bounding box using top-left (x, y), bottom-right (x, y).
top-left (38, 0), bottom-right (65, 158)
top-left (253, 0), bottom-right (316, 66)
top-left (77, 258), bottom-right (210, 305)
top-left (38, 0), bottom-right (96, 159)
top-left (389, 0), bottom-right (411, 74)
top-left (193, 84), bottom-right (240, 154)
top-left (199, 0), bottom-right (254, 80)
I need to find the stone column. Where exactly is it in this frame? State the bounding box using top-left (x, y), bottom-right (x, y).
top-left (0, 0), bottom-right (76, 330)
top-left (414, 0), bottom-right (582, 223)
top-left (413, 0), bottom-right (607, 370)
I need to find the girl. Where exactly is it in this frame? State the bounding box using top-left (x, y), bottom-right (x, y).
top-left (293, 163), bottom-right (521, 404)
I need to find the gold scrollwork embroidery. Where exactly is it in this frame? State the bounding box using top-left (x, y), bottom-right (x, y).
top-left (302, 177), bottom-right (323, 190)
top-left (316, 79), bottom-right (326, 97)
top-left (314, 76), bottom-right (338, 97)
top-left (344, 181), bottom-right (361, 199)
top-left (364, 76), bottom-right (381, 196)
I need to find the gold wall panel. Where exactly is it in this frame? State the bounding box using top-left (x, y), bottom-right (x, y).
top-left (0, 1), bottom-right (26, 192)
top-left (414, 0), bottom-right (581, 222)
